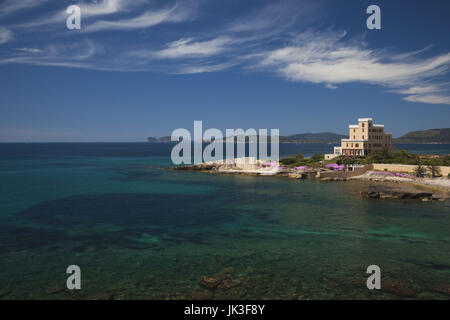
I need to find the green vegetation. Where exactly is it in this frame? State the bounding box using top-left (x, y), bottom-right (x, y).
top-left (280, 153), bottom-right (324, 167)
top-left (413, 164), bottom-right (426, 177)
top-left (427, 164), bottom-right (442, 178)
top-left (365, 149), bottom-right (420, 165)
top-left (280, 149), bottom-right (450, 169)
top-left (279, 132), bottom-right (347, 143)
top-left (394, 128), bottom-right (450, 144)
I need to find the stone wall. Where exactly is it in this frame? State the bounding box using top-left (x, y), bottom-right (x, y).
top-left (372, 163), bottom-right (450, 177)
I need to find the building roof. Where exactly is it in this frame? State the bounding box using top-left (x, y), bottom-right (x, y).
top-left (358, 118), bottom-right (373, 122)
top-left (349, 125), bottom-right (359, 128)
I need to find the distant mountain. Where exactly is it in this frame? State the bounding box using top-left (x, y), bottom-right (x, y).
top-left (147, 136), bottom-right (171, 143)
top-left (394, 128), bottom-right (450, 144)
top-left (147, 132), bottom-right (347, 143)
top-left (279, 132), bottom-right (347, 143)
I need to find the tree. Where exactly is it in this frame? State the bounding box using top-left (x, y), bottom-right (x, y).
top-left (413, 163), bottom-right (426, 177)
top-left (279, 153), bottom-right (304, 166)
top-left (311, 153), bottom-right (324, 162)
top-left (427, 164), bottom-right (441, 178)
top-left (294, 153), bottom-right (304, 161)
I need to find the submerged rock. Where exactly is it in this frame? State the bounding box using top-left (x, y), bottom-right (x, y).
top-left (218, 286), bottom-right (248, 299)
top-left (0, 290), bottom-right (10, 298)
top-left (383, 280), bottom-right (416, 297)
top-left (46, 285), bottom-right (66, 294)
top-left (87, 292), bottom-right (115, 300)
top-left (359, 190), bottom-right (437, 201)
top-left (288, 173), bottom-right (305, 179)
top-left (192, 290), bottom-right (214, 300)
top-left (217, 279), bottom-right (240, 291)
top-left (198, 274), bottom-right (228, 289)
top-left (434, 284), bottom-right (450, 296)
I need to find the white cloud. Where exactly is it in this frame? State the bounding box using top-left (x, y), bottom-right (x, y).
top-left (15, 0), bottom-right (149, 29)
top-left (403, 94), bottom-right (450, 105)
top-left (396, 85), bottom-right (442, 95)
top-left (1, 0), bottom-right (449, 106)
top-left (228, 0), bottom-right (318, 33)
top-left (0, 41), bottom-right (101, 70)
top-left (325, 84), bottom-right (337, 89)
top-left (0, 0), bottom-right (47, 17)
top-left (0, 27), bottom-right (13, 44)
top-left (257, 31), bottom-right (450, 104)
top-left (81, 0), bottom-right (128, 17)
top-left (84, 2), bottom-right (193, 32)
top-left (155, 37), bottom-right (233, 59)
top-left (15, 47), bottom-right (43, 53)
top-left (174, 62), bottom-right (237, 74)
top-left (395, 84), bottom-right (450, 105)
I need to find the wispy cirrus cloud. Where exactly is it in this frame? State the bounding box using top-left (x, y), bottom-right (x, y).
top-left (0, 0), bottom-right (449, 105)
top-left (81, 0), bottom-right (137, 17)
top-left (402, 94), bottom-right (450, 105)
top-left (0, 27), bottom-right (13, 44)
top-left (154, 36), bottom-right (233, 59)
top-left (14, 0), bottom-right (151, 29)
top-left (0, 0), bottom-right (48, 17)
top-left (15, 47), bottom-right (43, 53)
top-left (0, 41), bottom-right (101, 70)
top-left (395, 84), bottom-right (450, 105)
top-left (82, 0), bottom-right (199, 32)
top-left (256, 31), bottom-right (450, 104)
top-left (174, 61), bottom-right (238, 74)
top-left (228, 0), bottom-right (319, 34)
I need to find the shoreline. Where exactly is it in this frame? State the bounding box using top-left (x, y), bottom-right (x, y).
top-left (169, 160), bottom-right (450, 201)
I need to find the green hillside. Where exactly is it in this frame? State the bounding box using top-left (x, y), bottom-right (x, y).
top-left (394, 128), bottom-right (450, 144)
top-left (279, 132), bottom-right (347, 143)
top-left (148, 132), bottom-right (347, 143)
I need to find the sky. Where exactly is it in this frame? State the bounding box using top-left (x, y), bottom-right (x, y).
top-left (0, 0), bottom-right (450, 142)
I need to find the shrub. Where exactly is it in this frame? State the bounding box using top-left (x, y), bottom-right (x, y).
top-left (311, 153), bottom-right (324, 162)
top-left (427, 163), bottom-right (442, 178)
top-left (413, 164), bottom-right (426, 177)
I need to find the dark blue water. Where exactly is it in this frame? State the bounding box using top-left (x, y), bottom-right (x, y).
top-left (0, 143), bottom-right (449, 300)
top-left (1, 142), bottom-right (448, 158)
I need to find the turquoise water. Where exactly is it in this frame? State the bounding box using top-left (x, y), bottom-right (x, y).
top-left (0, 143), bottom-right (449, 300)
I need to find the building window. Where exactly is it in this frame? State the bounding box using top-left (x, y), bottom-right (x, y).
top-left (353, 135), bottom-right (355, 139)
top-left (362, 129), bottom-right (364, 132)
top-left (362, 123), bottom-right (365, 127)
top-left (355, 143), bottom-right (359, 147)
top-left (362, 135), bottom-right (364, 139)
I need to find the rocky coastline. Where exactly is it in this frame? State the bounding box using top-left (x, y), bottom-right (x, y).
top-left (168, 159), bottom-right (450, 202)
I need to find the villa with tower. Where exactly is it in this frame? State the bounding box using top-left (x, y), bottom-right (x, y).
top-left (325, 118), bottom-right (393, 160)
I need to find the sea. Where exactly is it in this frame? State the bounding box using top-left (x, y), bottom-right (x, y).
top-left (0, 143), bottom-right (449, 299)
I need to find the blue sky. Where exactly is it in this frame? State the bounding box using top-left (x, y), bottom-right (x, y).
top-left (0, 0), bottom-right (449, 142)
